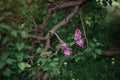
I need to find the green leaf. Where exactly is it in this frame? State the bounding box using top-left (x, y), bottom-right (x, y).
top-left (24, 45), bottom-right (32, 50)
top-left (95, 49), bottom-right (102, 55)
top-left (55, 44), bottom-right (60, 49)
top-left (6, 58), bottom-right (16, 65)
top-left (18, 62), bottom-right (25, 71)
top-left (96, 42), bottom-right (104, 46)
top-left (10, 30), bottom-right (17, 37)
top-left (25, 63), bottom-right (31, 68)
top-left (18, 24), bottom-right (25, 30)
top-left (93, 38), bottom-right (97, 42)
top-left (0, 52), bottom-right (10, 61)
top-left (90, 42), bottom-right (96, 49)
top-left (69, 41), bottom-right (75, 46)
top-left (17, 0), bottom-right (26, 6)
top-left (15, 53), bottom-right (24, 62)
top-left (36, 58), bottom-right (46, 64)
top-left (36, 47), bottom-right (42, 53)
top-left (0, 16), bottom-right (5, 22)
top-left (59, 56), bottom-right (67, 67)
top-left (16, 42), bottom-right (24, 51)
top-left (0, 23), bottom-right (12, 31)
top-left (49, 62), bottom-right (57, 68)
top-left (18, 62), bottom-right (31, 71)
top-left (0, 12), bottom-right (11, 21)
top-left (84, 47), bottom-right (92, 53)
top-left (78, 51), bottom-right (84, 55)
top-left (53, 58), bottom-right (59, 61)
top-left (2, 37), bottom-right (8, 45)
top-left (92, 53), bottom-right (97, 58)
top-left (45, 51), bottom-right (52, 56)
top-left (20, 31), bottom-right (28, 38)
top-left (42, 66), bottom-right (49, 71)
top-left (23, 54), bottom-right (30, 59)
top-left (0, 61), bottom-right (5, 70)
top-left (3, 68), bottom-right (12, 77)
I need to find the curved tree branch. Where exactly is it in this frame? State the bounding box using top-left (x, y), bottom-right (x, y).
top-left (40, 6), bottom-right (79, 57)
top-left (102, 50), bottom-right (120, 56)
top-left (40, 0), bottom-right (88, 31)
top-left (28, 0), bottom-right (88, 33)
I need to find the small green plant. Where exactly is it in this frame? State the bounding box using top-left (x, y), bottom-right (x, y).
top-left (84, 39), bottom-right (103, 58)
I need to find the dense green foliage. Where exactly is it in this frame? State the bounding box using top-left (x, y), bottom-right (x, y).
top-left (0, 0), bottom-right (120, 80)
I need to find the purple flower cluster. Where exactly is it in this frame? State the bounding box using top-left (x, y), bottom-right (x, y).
top-left (74, 28), bottom-right (84, 47)
top-left (60, 43), bottom-right (70, 57)
top-left (60, 28), bottom-right (84, 57)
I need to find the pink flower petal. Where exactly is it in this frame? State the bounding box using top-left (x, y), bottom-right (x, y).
top-left (74, 28), bottom-right (84, 47)
top-left (64, 48), bottom-right (70, 57)
top-left (76, 39), bottom-right (84, 47)
top-left (60, 43), bottom-right (71, 57)
top-left (74, 28), bottom-right (81, 41)
top-left (60, 43), bottom-right (67, 50)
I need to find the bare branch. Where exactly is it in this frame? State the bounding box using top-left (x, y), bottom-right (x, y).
top-left (40, 0), bottom-right (88, 31)
top-left (102, 50), bottom-right (120, 56)
top-left (43, 73), bottom-right (50, 80)
top-left (50, 6), bottom-right (79, 32)
top-left (80, 9), bottom-right (89, 47)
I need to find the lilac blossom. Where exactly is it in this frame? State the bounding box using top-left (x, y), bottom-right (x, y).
top-left (60, 43), bottom-right (67, 50)
top-left (76, 39), bottom-right (84, 47)
top-left (74, 28), bottom-right (81, 41)
top-left (74, 28), bottom-right (84, 47)
top-left (60, 43), bottom-right (70, 57)
top-left (64, 48), bottom-right (70, 57)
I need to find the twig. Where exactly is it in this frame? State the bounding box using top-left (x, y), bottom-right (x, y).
top-left (33, 72), bottom-right (43, 80)
top-left (27, 53), bottom-right (36, 65)
top-left (28, 29), bottom-right (40, 33)
top-left (80, 9), bottom-right (89, 47)
top-left (27, 17), bottom-right (37, 27)
top-left (43, 72), bottom-right (50, 80)
top-left (29, 34), bottom-right (47, 40)
top-left (39, 49), bottom-right (59, 69)
top-left (49, 31), bottom-right (63, 43)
